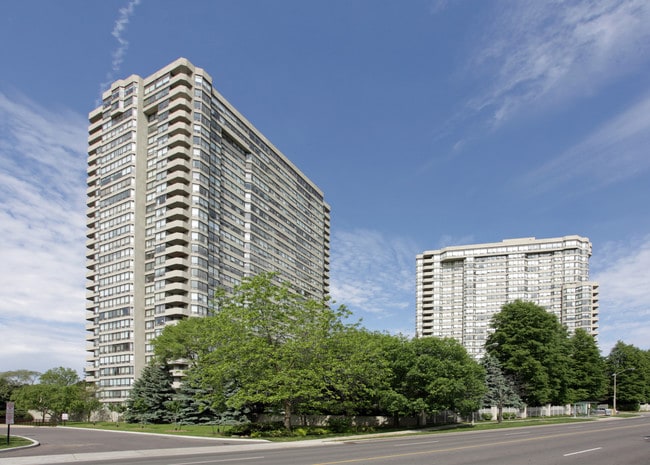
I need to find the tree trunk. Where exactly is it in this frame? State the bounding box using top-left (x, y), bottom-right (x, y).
top-left (283, 400), bottom-right (292, 431)
top-left (497, 404), bottom-right (503, 423)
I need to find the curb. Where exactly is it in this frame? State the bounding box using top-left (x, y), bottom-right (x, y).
top-left (0, 436), bottom-right (40, 453)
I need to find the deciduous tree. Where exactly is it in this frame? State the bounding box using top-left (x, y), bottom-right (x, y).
top-left (399, 337), bottom-right (486, 421)
top-left (486, 300), bottom-right (571, 406)
top-left (567, 328), bottom-right (607, 402)
top-left (154, 273), bottom-right (354, 431)
top-left (606, 341), bottom-right (650, 409)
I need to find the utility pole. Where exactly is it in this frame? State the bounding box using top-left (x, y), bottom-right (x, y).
top-left (612, 368), bottom-right (634, 415)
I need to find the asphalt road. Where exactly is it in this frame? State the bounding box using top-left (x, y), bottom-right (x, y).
top-left (2, 415), bottom-right (650, 465)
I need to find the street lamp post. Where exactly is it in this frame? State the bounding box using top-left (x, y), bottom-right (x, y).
top-left (612, 368), bottom-right (634, 415)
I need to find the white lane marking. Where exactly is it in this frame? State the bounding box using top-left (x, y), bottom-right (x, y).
top-left (394, 441), bottom-right (440, 447)
top-left (175, 457), bottom-right (265, 465)
top-left (563, 447), bottom-right (602, 456)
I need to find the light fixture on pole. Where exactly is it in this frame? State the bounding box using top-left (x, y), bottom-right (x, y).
top-left (612, 367), bottom-right (634, 415)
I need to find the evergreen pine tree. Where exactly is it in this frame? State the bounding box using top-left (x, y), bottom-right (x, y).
top-left (482, 353), bottom-right (521, 422)
top-left (124, 364), bottom-right (175, 424)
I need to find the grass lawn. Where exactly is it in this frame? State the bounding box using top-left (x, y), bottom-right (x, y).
top-left (0, 435), bottom-right (32, 450)
top-left (62, 416), bottom-right (603, 440)
top-left (64, 421), bottom-right (234, 438)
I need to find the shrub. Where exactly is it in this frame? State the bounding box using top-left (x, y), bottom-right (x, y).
top-left (502, 412), bottom-right (516, 420)
top-left (307, 427), bottom-right (329, 436)
top-left (227, 421), bottom-right (286, 437)
top-left (480, 413), bottom-right (493, 421)
top-left (327, 416), bottom-right (353, 433)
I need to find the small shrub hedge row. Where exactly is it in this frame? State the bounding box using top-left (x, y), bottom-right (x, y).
top-left (480, 412), bottom-right (518, 421)
top-left (225, 418), bottom-right (376, 437)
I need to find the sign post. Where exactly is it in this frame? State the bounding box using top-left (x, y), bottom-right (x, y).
top-left (5, 402), bottom-right (15, 445)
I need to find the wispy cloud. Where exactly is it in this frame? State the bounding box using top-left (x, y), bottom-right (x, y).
top-left (429, 0), bottom-right (451, 15)
top-left (466, 0), bottom-right (650, 126)
top-left (517, 93), bottom-right (650, 194)
top-left (330, 229), bottom-right (418, 333)
top-left (99, 0), bottom-right (142, 96)
top-left (592, 236), bottom-right (650, 354)
top-left (434, 234), bottom-right (476, 250)
top-left (0, 92), bottom-right (87, 372)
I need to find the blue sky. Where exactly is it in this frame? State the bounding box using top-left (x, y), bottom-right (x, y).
top-left (1, 0), bottom-right (649, 374)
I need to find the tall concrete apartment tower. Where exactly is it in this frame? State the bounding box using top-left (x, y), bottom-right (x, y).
top-left (416, 236), bottom-right (599, 358)
top-left (86, 58), bottom-right (330, 402)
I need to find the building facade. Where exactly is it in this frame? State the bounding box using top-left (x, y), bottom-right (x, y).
top-left (85, 58), bottom-right (330, 402)
top-left (416, 236), bottom-right (599, 358)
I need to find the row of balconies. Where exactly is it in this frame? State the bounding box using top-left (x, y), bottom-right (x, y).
top-left (143, 75), bottom-right (192, 116)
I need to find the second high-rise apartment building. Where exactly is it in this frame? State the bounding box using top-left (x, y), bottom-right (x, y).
top-left (416, 236), bottom-right (599, 358)
top-left (85, 58), bottom-right (330, 402)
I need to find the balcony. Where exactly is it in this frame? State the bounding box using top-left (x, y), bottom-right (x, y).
top-left (166, 158), bottom-right (190, 174)
top-left (164, 293), bottom-right (190, 308)
top-left (165, 219), bottom-right (188, 235)
top-left (165, 232), bottom-right (189, 246)
top-left (165, 269), bottom-right (188, 282)
top-left (165, 257), bottom-right (189, 270)
top-left (165, 244), bottom-right (188, 258)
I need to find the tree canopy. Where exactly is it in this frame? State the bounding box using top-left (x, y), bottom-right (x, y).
top-left (568, 328), bottom-right (607, 402)
top-left (482, 353), bottom-right (521, 422)
top-left (154, 273), bottom-right (357, 430)
top-left (124, 364), bottom-right (176, 424)
top-left (9, 367), bottom-right (97, 422)
top-left (152, 273), bottom-right (486, 430)
top-left (486, 300), bottom-right (571, 405)
top-left (606, 341), bottom-right (650, 409)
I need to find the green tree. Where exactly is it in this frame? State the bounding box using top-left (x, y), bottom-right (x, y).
top-left (606, 341), bottom-right (649, 410)
top-left (10, 367), bottom-right (86, 422)
top-left (0, 377), bottom-right (10, 406)
top-left (482, 353), bottom-right (522, 422)
top-left (40, 367), bottom-right (80, 387)
top-left (154, 273), bottom-right (355, 431)
top-left (171, 371), bottom-right (224, 425)
top-left (124, 364), bottom-right (175, 424)
top-left (152, 315), bottom-right (218, 370)
top-left (70, 383), bottom-right (103, 422)
top-left (11, 384), bottom-right (54, 422)
top-left (0, 370), bottom-right (40, 386)
top-left (567, 329), bottom-right (607, 402)
top-left (486, 300), bottom-right (571, 406)
top-left (375, 335), bottom-right (412, 425)
top-left (1, 370), bottom-right (40, 411)
top-left (321, 328), bottom-right (396, 416)
top-left (399, 337), bottom-right (485, 422)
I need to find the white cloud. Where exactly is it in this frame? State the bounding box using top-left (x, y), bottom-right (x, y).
top-left (99, 0), bottom-right (142, 97)
top-left (0, 92), bottom-right (87, 372)
top-left (466, 0), bottom-right (650, 126)
top-left (592, 236), bottom-right (650, 354)
top-left (0, 319), bottom-right (85, 375)
top-left (330, 229), bottom-right (417, 331)
top-left (434, 234), bottom-right (476, 250)
top-left (429, 0), bottom-right (450, 15)
top-left (518, 93), bottom-right (650, 193)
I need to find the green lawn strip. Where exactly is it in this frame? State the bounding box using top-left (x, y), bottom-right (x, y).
top-left (63, 416), bottom-right (604, 441)
top-left (0, 436), bottom-right (33, 450)
top-left (65, 422), bottom-right (232, 438)
top-left (448, 416), bottom-right (597, 431)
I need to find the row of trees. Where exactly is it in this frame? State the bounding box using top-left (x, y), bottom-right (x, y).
top-left (4, 275), bottom-right (649, 430)
top-left (123, 274), bottom-right (650, 429)
top-left (135, 274), bottom-right (486, 429)
top-left (1, 368), bottom-right (101, 422)
top-left (485, 300), bottom-right (650, 417)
